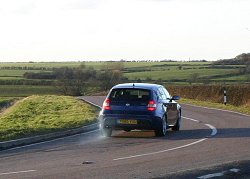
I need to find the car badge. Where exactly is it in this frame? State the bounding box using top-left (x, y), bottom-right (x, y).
top-left (125, 103), bottom-right (130, 106)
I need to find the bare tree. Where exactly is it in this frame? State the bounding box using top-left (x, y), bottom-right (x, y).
top-left (98, 62), bottom-right (124, 90)
top-left (54, 65), bottom-right (96, 96)
top-left (188, 73), bottom-right (199, 84)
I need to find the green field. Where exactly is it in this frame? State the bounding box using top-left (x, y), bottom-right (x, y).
top-left (0, 95), bottom-right (97, 141)
top-left (214, 74), bottom-right (249, 81)
top-left (0, 61), bottom-right (210, 68)
top-left (124, 68), bottom-right (238, 81)
top-left (0, 62), bottom-right (82, 68)
top-left (0, 69), bottom-right (45, 77)
top-left (0, 61), bottom-right (248, 97)
top-left (0, 61), bottom-right (245, 81)
top-left (0, 85), bottom-right (58, 97)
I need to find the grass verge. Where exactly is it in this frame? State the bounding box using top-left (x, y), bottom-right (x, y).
top-left (180, 98), bottom-right (250, 115)
top-left (0, 97), bottom-right (21, 110)
top-left (0, 95), bottom-right (97, 141)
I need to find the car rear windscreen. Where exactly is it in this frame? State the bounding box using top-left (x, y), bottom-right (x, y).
top-left (109, 88), bottom-right (150, 102)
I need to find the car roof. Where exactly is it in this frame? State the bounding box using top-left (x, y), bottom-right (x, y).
top-left (112, 83), bottom-right (162, 90)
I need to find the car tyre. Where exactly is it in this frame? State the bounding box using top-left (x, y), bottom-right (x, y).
top-left (101, 127), bottom-right (112, 137)
top-left (155, 115), bottom-right (167, 137)
top-left (172, 111), bottom-right (181, 131)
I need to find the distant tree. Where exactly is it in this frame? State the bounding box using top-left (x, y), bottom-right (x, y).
top-left (145, 77), bottom-right (152, 82)
top-left (245, 62), bottom-right (250, 74)
top-left (54, 65), bottom-right (96, 96)
top-left (201, 78), bottom-right (210, 85)
top-left (238, 62), bottom-right (250, 75)
top-left (23, 72), bottom-right (56, 79)
top-left (136, 78), bottom-right (142, 83)
top-left (98, 62), bottom-right (124, 90)
top-left (246, 74), bottom-right (250, 82)
top-left (157, 78), bottom-right (163, 84)
top-left (213, 53), bottom-right (250, 65)
top-left (188, 73), bottom-right (199, 84)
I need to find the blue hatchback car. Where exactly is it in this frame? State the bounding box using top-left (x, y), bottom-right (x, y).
top-left (99, 83), bottom-right (181, 137)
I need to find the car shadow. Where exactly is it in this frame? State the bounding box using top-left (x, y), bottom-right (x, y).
top-left (113, 129), bottom-right (210, 140)
top-left (112, 128), bottom-right (250, 140)
top-left (213, 128), bottom-right (250, 138)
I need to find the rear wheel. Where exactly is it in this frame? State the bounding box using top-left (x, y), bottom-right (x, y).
top-left (155, 115), bottom-right (167, 137)
top-left (172, 111), bottom-right (181, 131)
top-left (101, 127), bottom-right (112, 137)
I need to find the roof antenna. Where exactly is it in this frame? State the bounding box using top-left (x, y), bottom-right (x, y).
top-left (133, 83), bottom-right (135, 88)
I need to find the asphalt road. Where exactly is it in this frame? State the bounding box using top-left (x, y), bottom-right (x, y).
top-left (0, 96), bottom-right (249, 179)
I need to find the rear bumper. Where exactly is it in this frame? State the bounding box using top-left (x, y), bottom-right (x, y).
top-left (99, 114), bottom-right (162, 130)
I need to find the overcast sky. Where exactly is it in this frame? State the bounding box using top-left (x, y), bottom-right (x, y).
top-left (0, 0), bottom-right (249, 62)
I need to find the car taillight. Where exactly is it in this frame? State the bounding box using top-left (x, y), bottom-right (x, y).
top-left (147, 100), bottom-right (156, 111)
top-left (103, 98), bottom-right (111, 110)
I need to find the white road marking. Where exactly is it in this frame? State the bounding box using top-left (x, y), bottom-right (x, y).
top-left (204, 124), bottom-right (217, 136)
top-left (113, 116), bottom-right (217, 161)
top-left (229, 168), bottom-right (240, 172)
top-left (183, 103), bottom-right (250, 117)
top-left (113, 138), bottom-right (207, 161)
top-left (0, 170), bottom-right (36, 176)
top-left (183, 116), bottom-right (199, 122)
top-left (1, 129), bottom-right (99, 153)
top-left (197, 172), bottom-right (224, 179)
top-left (197, 168), bottom-right (240, 179)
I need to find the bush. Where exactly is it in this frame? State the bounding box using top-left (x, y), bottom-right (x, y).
top-left (167, 84), bottom-right (250, 106)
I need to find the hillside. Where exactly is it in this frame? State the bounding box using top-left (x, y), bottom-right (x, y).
top-left (214, 53), bottom-right (250, 65)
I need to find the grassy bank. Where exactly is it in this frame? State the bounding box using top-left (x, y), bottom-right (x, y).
top-left (0, 95), bottom-right (97, 141)
top-left (180, 98), bottom-right (250, 115)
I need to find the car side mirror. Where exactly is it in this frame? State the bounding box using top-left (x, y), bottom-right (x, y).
top-left (170, 95), bottom-right (180, 102)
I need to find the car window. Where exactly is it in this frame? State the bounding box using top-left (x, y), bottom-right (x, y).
top-left (159, 87), bottom-right (168, 100)
top-left (162, 87), bottom-right (171, 99)
top-left (157, 88), bottom-right (165, 100)
top-left (109, 88), bottom-right (150, 102)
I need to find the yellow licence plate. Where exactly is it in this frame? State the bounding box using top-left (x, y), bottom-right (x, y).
top-left (119, 119), bottom-right (137, 125)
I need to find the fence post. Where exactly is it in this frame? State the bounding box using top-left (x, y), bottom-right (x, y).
top-left (223, 88), bottom-right (227, 105)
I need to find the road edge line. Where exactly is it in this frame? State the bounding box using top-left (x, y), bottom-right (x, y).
top-left (182, 103), bottom-right (250, 117)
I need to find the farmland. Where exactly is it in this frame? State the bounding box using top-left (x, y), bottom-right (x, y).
top-left (124, 68), bottom-right (238, 81)
top-left (0, 85), bottom-right (57, 97)
top-left (0, 61), bottom-right (249, 126)
top-left (0, 61), bottom-right (248, 81)
top-left (0, 61), bottom-right (249, 97)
